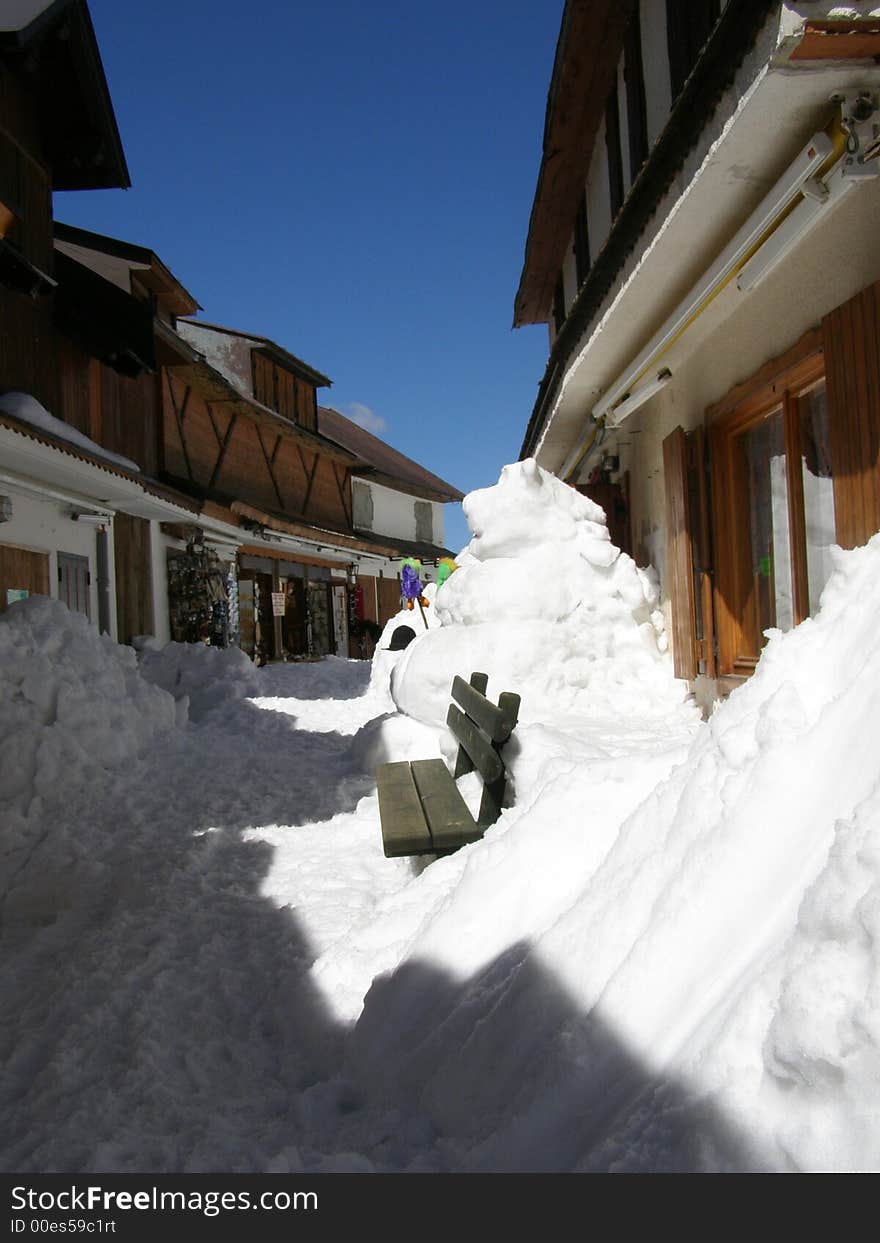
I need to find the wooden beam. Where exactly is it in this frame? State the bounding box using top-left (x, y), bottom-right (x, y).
top-left (333, 462), bottom-right (352, 527)
top-left (297, 445), bottom-right (319, 515)
top-left (207, 412), bottom-right (238, 493)
top-left (166, 372), bottom-right (194, 482)
top-left (255, 424), bottom-right (285, 511)
top-left (790, 19), bottom-right (880, 60)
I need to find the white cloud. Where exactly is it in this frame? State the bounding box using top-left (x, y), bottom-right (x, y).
top-left (345, 402), bottom-right (387, 435)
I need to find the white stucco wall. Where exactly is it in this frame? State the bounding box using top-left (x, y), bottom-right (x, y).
top-left (352, 478), bottom-right (446, 551)
top-left (0, 489), bottom-right (118, 638)
top-left (176, 321), bottom-right (256, 393)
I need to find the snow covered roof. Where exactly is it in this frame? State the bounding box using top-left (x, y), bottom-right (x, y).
top-left (0, 394), bottom-right (202, 521)
top-left (318, 406), bottom-right (464, 505)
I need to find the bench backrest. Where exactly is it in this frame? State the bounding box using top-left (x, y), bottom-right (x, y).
top-left (446, 672), bottom-right (520, 827)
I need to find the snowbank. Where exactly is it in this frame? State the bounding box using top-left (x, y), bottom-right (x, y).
top-left (390, 460), bottom-right (691, 729)
top-left (0, 598), bottom-right (180, 823)
top-left (0, 598), bottom-right (181, 930)
top-left (342, 535), bottom-right (880, 1171)
top-left (137, 638), bottom-right (265, 722)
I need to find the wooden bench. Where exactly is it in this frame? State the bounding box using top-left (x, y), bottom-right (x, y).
top-left (377, 672), bottom-right (521, 858)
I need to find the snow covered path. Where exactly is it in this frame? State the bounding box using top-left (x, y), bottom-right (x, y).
top-left (5, 463), bottom-right (880, 1173)
top-left (1, 638), bottom-right (695, 1173)
top-left (1, 657), bottom-right (417, 1172)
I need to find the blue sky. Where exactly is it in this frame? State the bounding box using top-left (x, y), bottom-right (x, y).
top-left (55, 0), bottom-right (562, 553)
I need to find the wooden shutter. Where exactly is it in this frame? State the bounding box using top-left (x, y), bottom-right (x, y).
top-left (823, 280), bottom-right (880, 549)
top-left (663, 425), bottom-right (698, 679)
top-left (114, 513), bottom-right (154, 644)
top-left (0, 544), bottom-right (49, 613)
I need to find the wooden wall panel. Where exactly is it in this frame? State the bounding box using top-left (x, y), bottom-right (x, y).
top-left (100, 366), bottom-right (159, 476)
top-left (0, 66), bottom-right (43, 156)
top-left (161, 372), bottom-right (350, 529)
top-left (162, 373), bottom-right (191, 482)
top-left (0, 290), bottom-right (58, 413)
top-left (307, 456), bottom-right (350, 529)
top-left (113, 513), bottom-right (153, 643)
top-left (57, 337), bottom-right (91, 436)
top-left (295, 380), bottom-right (317, 431)
top-left (253, 353), bottom-right (274, 409)
top-left (377, 574), bottom-right (402, 627)
top-left (662, 425), bottom-right (698, 681)
top-left (276, 368), bottom-right (294, 420)
top-left (824, 281), bottom-right (880, 548)
top-left (211, 419), bottom-right (275, 511)
top-left (0, 543), bottom-right (50, 613)
top-left (355, 574), bottom-right (378, 625)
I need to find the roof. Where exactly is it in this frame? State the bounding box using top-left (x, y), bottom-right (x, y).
top-left (53, 222), bottom-right (201, 317)
top-left (178, 320), bottom-right (332, 389)
top-left (518, 0), bottom-right (779, 458)
top-left (0, 0), bottom-right (129, 192)
top-left (350, 528), bottom-right (458, 562)
top-left (317, 406), bottom-right (464, 504)
top-left (512, 0), bottom-right (633, 327)
top-left (230, 500), bottom-right (457, 562)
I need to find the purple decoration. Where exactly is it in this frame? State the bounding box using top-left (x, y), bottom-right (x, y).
top-left (401, 564), bottom-right (422, 601)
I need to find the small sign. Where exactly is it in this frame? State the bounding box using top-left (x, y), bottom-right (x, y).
top-left (271, 591), bottom-right (286, 617)
top-left (758, 556), bottom-right (772, 578)
top-left (6, 588), bottom-right (28, 605)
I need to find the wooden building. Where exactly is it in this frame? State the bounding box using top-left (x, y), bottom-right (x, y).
top-left (515, 1), bottom-right (880, 707)
top-left (1, 1), bottom-right (465, 662)
top-left (173, 322), bottom-right (463, 659)
top-left (0, 0), bottom-right (197, 643)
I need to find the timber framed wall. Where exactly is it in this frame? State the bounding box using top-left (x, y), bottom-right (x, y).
top-left (162, 372), bottom-right (353, 533)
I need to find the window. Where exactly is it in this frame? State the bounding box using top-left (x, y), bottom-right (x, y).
top-left (574, 193), bottom-right (590, 288)
top-left (552, 275), bottom-right (565, 335)
top-left (665, 0), bottom-right (721, 102)
top-left (624, 2), bottom-right (649, 182)
top-left (605, 82), bottom-right (624, 220)
top-left (709, 347), bottom-right (827, 677)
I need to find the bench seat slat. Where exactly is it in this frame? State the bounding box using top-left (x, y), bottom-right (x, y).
top-left (446, 704), bottom-right (503, 784)
top-left (377, 761), bottom-right (435, 857)
top-left (410, 759), bottom-right (482, 852)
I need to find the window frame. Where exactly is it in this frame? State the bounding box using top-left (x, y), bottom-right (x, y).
top-left (708, 332), bottom-right (825, 680)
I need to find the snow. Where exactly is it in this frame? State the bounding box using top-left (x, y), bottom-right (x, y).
top-left (0, 392), bottom-right (141, 473)
top-left (2, 458), bottom-right (880, 1173)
